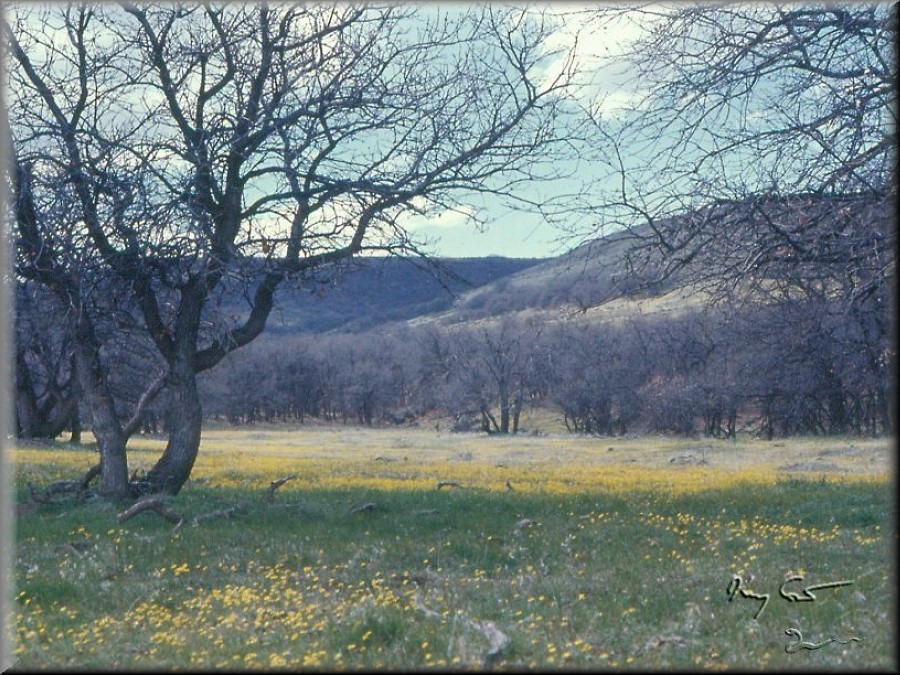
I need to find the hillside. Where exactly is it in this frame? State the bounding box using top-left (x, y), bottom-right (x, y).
top-left (422, 228), bottom-right (656, 322)
top-left (409, 191), bottom-right (893, 328)
top-left (248, 225), bottom-right (692, 336)
top-left (224, 191), bottom-right (891, 336)
top-left (256, 255), bottom-right (545, 334)
top-left (404, 225), bottom-right (705, 328)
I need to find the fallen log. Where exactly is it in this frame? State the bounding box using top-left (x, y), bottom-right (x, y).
top-left (191, 503), bottom-right (247, 526)
top-left (117, 498), bottom-right (184, 527)
top-left (264, 474), bottom-right (297, 503)
top-left (436, 480), bottom-right (462, 490)
top-left (349, 502), bottom-right (377, 514)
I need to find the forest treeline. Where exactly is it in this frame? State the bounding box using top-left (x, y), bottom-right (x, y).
top-left (193, 291), bottom-right (892, 439)
top-left (15, 195), bottom-right (894, 443)
top-left (15, 277), bottom-right (894, 441)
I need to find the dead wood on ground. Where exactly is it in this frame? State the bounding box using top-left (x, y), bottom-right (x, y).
top-left (436, 480), bottom-right (462, 489)
top-left (264, 474), bottom-right (297, 503)
top-left (349, 502), bottom-right (377, 513)
top-left (117, 498), bottom-right (185, 527)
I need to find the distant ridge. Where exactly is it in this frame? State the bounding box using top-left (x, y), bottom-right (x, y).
top-left (257, 255), bottom-right (545, 334)
top-left (225, 190), bottom-right (892, 335)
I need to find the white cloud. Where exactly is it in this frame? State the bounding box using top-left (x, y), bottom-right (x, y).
top-left (534, 4), bottom-right (661, 113)
top-left (404, 203), bottom-right (478, 231)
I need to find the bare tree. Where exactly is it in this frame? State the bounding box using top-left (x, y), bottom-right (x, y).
top-left (13, 282), bottom-right (80, 440)
top-left (585, 4), bottom-right (895, 306)
top-left (566, 4), bottom-right (897, 441)
top-left (6, 4), bottom-right (587, 495)
top-left (438, 317), bottom-right (542, 434)
top-left (9, 146), bottom-right (158, 494)
top-left (548, 316), bottom-right (650, 436)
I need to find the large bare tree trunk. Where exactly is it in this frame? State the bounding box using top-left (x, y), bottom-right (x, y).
top-left (10, 4), bottom-right (589, 501)
top-left (143, 368), bottom-right (202, 495)
top-left (72, 317), bottom-right (130, 498)
top-left (142, 285), bottom-right (204, 495)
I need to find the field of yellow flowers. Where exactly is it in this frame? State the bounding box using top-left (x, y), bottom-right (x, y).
top-left (9, 427), bottom-right (895, 670)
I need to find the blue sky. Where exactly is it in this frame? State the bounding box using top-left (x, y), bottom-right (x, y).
top-left (402, 5), bottom-right (649, 260)
top-left (6, 3), bottom-right (649, 262)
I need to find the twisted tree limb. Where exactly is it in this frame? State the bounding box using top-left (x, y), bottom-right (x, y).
top-left (117, 498), bottom-right (184, 527)
top-left (80, 464), bottom-right (101, 491)
top-left (263, 474), bottom-right (296, 503)
top-left (122, 369), bottom-right (168, 439)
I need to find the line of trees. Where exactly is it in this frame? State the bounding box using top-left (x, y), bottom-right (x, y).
top-left (194, 283), bottom-right (893, 439)
top-left (16, 193), bottom-right (892, 442)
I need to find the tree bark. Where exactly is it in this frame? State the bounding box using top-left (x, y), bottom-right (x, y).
top-left (142, 368), bottom-right (202, 495)
top-left (142, 283), bottom-right (205, 495)
top-left (72, 316), bottom-right (130, 497)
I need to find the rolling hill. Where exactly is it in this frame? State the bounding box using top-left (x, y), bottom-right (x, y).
top-left (256, 255), bottom-right (546, 334)
top-left (247, 225), bottom-right (696, 336)
top-left (226, 190), bottom-right (892, 336)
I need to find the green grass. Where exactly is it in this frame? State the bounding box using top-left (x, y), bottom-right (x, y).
top-left (9, 430), bottom-right (896, 671)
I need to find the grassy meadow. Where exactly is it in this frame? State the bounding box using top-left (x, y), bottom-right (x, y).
top-left (8, 426), bottom-right (896, 670)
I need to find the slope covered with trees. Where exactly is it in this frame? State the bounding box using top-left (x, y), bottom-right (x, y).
top-left (15, 190), bottom-right (893, 441)
top-left (195, 190), bottom-right (893, 439)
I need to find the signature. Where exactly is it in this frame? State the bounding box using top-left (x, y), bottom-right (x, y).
top-left (727, 574), bottom-right (853, 620)
top-left (779, 575), bottom-right (854, 602)
top-left (726, 573), bottom-right (862, 653)
top-left (726, 574), bottom-right (770, 620)
top-left (784, 628), bottom-right (861, 653)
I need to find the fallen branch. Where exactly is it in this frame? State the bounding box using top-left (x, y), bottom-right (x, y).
top-left (117, 498), bottom-right (184, 527)
top-left (264, 474), bottom-right (297, 503)
top-left (46, 480), bottom-right (81, 497)
top-left (436, 480), bottom-right (462, 490)
top-left (54, 541), bottom-right (93, 556)
top-left (25, 466), bottom-right (101, 508)
top-left (349, 502), bottom-right (377, 514)
top-left (191, 503), bottom-right (247, 526)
